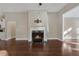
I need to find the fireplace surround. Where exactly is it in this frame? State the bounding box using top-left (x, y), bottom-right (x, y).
top-left (32, 30), bottom-right (44, 43)
top-left (28, 11), bottom-right (49, 43)
top-left (28, 27), bottom-right (47, 42)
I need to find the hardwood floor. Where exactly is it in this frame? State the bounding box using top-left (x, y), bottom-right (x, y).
top-left (0, 39), bottom-right (79, 56)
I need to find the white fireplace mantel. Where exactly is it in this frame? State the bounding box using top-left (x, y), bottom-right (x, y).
top-left (28, 26), bottom-right (47, 42)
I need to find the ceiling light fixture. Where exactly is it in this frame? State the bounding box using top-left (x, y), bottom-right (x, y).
top-left (39, 3), bottom-right (42, 6)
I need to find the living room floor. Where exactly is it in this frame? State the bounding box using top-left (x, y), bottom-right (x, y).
top-left (0, 39), bottom-right (79, 56)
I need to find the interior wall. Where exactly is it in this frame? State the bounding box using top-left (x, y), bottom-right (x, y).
top-left (64, 17), bottom-right (79, 39)
top-left (7, 21), bottom-right (16, 39)
top-left (57, 3), bottom-right (79, 40)
top-left (0, 12), bottom-right (59, 40)
top-left (5, 12), bottom-right (28, 40)
top-left (48, 12), bottom-right (59, 39)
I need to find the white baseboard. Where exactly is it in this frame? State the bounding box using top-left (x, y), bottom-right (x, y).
top-left (5, 37), bottom-right (62, 41)
top-left (48, 38), bottom-right (63, 41)
top-left (16, 38), bottom-right (27, 40)
top-left (5, 37), bottom-right (12, 40)
top-left (5, 37), bottom-right (27, 40)
top-left (48, 38), bottom-right (59, 40)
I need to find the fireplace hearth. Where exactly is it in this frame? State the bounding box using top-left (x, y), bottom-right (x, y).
top-left (32, 30), bottom-right (44, 43)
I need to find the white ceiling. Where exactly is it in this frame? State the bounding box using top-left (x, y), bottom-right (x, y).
top-left (0, 3), bottom-right (67, 12)
top-left (64, 5), bottom-right (79, 17)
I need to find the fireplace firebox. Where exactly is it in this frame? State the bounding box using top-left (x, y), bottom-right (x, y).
top-left (32, 30), bottom-right (44, 43)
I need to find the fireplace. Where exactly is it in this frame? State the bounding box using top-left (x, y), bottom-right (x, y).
top-left (32, 30), bottom-right (44, 43)
top-left (28, 27), bottom-right (47, 42)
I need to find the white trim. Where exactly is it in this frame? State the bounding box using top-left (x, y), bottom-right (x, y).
top-left (16, 38), bottom-right (27, 40)
top-left (5, 37), bottom-right (63, 41)
top-left (48, 38), bottom-right (59, 40)
top-left (62, 15), bottom-right (64, 40)
top-left (5, 37), bottom-right (28, 40)
top-left (5, 36), bottom-right (16, 40)
top-left (29, 27), bottom-right (47, 42)
top-left (63, 38), bottom-right (79, 40)
top-left (57, 39), bottom-right (63, 41)
top-left (48, 38), bottom-right (63, 41)
top-left (5, 37), bottom-right (12, 40)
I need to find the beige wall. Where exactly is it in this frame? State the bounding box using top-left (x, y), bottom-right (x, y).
top-left (4, 12), bottom-right (59, 40)
top-left (3, 11), bottom-right (79, 40)
top-left (48, 13), bottom-right (59, 39)
top-left (7, 21), bottom-right (16, 39)
top-left (5, 12), bottom-right (28, 40)
top-left (64, 17), bottom-right (79, 39)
